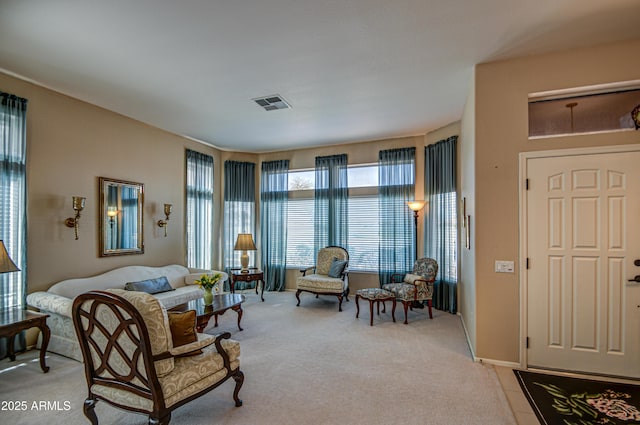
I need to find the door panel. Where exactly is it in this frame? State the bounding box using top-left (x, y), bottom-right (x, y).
top-left (527, 150), bottom-right (640, 378)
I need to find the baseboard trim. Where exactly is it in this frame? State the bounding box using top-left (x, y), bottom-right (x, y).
top-left (457, 312), bottom-right (476, 360)
top-left (475, 358), bottom-right (521, 368)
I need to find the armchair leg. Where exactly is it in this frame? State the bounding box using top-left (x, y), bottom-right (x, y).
top-left (233, 370), bottom-right (244, 407)
top-left (83, 398), bottom-right (98, 425)
top-left (295, 290), bottom-right (302, 306)
top-left (427, 299), bottom-right (433, 319)
top-left (337, 295), bottom-right (343, 312)
top-left (402, 301), bottom-right (410, 324)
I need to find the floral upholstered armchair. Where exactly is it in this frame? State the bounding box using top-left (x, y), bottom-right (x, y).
top-left (382, 257), bottom-right (438, 324)
top-left (72, 289), bottom-right (243, 425)
top-left (296, 246), bottom-right (350, 311)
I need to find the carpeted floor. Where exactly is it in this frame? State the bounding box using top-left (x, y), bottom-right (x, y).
top-left (514, 369), bottom-right (640, 425)
top-left (0, 292), bottom-right (516, 425)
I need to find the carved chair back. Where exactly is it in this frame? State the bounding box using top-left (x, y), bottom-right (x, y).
top-left (72, 290), bottom-right (169, 412)
top-left (316, 246), bottom-right (349, 276)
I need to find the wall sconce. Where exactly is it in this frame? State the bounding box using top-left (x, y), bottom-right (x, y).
top-left (64, 196), bottom-right (86, 240)
top-left (157, 203), bottom-right (172, 237)
top-left (234, 233), bottom-right (257, 273)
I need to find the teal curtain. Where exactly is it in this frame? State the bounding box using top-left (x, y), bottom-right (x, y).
top-left (424, 136), bottom-right (458, 313)
top-left (120, 186), bottom-right (138, 249)
top-left (224, 161), bottom-right (256, 289)
top-left (260, 160), bottom-right (289, 291)
top-left (186, 149), bottom-right (214, 269)
top-left (378, 147), bottom-right (415, 284)
top-left (0, 91), bottom-right (27, 358)
top-left (314, 154), bottom-right (348, 255)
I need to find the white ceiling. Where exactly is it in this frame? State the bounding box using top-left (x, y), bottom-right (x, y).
top-left (1, 0), bottom-right (639, 152)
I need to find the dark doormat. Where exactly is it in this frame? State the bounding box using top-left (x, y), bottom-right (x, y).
top-left (514, 370), bottom-right (640, 425)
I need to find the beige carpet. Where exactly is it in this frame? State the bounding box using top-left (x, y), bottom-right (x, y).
top-left (0, 292), bottom-right (516, 425)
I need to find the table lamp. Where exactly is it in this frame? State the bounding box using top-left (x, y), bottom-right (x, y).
top-left (0, 240), bottom-right (20, 274)
top-left (234, 233), bottom-right (256, 273)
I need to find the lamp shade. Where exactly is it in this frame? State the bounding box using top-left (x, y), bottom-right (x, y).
top-left (0, 240), bottom-right (20, 273)
top-left (234, 233), bottom-right (257, 251)
top-left (407, 200), bottom-right (426, 212)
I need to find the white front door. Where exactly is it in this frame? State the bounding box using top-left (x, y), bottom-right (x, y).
top-left (526, 149), bottom-right (640, 378)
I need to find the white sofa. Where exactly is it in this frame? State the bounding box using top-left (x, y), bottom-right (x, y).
top-left (26, 264), bottom-right (227, 361)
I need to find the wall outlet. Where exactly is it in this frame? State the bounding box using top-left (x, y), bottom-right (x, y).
top-left (495, 260), bottom-right (514, 273)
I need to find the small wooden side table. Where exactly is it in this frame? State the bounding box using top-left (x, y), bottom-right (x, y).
top-left (0, 308), bottom-right (50, 372)
top-left (230, 269), bottom-right (265, 302)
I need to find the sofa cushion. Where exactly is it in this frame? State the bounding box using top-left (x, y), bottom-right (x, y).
top-left (125, 276), bottom-right (175, 294)
top-left (297, 274), bottom-right (345, 292)
top-left (403, 273), bottom-right (423, 284)
top-left (167, 311), bottom-right (201, 356)
top-left (327, 258), bottom-right (348, 278)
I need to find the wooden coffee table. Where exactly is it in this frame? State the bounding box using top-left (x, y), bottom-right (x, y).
top-left (171, 293), bottom-right (246, 332)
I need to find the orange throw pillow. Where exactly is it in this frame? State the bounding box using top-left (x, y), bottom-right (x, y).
top-left (167, 311), bottom-right (202, 356)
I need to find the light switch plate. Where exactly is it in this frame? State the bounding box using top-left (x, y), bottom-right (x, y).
top-left (495, 260), bottom-right (514, 273)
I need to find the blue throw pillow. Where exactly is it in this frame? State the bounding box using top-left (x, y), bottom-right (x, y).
top-left (124, 276), bottom-right (175, 294)
top-left (328, 258), bottom-right (348, 278)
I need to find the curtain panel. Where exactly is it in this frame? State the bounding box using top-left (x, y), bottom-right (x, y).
top-left (260, 160), bottom-right (289, 291)
top-left (424, 136), bottom-right (458, 313)
top-left (224, 161), bottom-right (256, 288)
top-left (0, 91), bottom-right (27, 358)
top-left (378, 147), bottom-right (415, 284)
top-left (186, 149), bottom-right (214, 269)
top-left (314, 154), bottom-right (348, 255)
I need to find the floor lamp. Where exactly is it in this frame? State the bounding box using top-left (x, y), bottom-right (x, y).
top-left (407, 200), bottom-right (426, 261)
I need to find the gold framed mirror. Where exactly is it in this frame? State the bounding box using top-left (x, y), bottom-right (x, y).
top-left (99, 177), bottom-right (144, 257)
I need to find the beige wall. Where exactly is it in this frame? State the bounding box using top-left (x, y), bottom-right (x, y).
top-left (0, 72), bottom-right (225, 293)
top-left (473, 38), bottom-right (640, 363)
top-left (2, 70), bottom-right (462, 298)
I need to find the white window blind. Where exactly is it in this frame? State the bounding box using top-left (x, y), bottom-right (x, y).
top-left (347, 195), bottom-right (379, 271)
top-left (286, 197), bottom-right (315, 268)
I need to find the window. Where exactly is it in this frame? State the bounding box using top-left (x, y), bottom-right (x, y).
top-left (0, 93), bottom-right (27, 311)
top-left (347, 194), bottom-right (379, 271)
top-left (286, 197), bottom-right (315, 267)
top-left (285, 164), bottom-right (380, 271)
top-left (223, 161), bottom-right (256, 270)
top-left (430, 192), bottom-right (457, 281)
top-left (288, 169), bottom-right (314, 190)
top-left (186, 149), bottom-right (214, 269)
top-left (528, 86), bottom-right (640, 138)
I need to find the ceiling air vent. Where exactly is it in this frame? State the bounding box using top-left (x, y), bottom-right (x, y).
top-left (253, 94), bottom-right (291, 111)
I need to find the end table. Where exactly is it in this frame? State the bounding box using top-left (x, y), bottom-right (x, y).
top-left (0, 308), bottom-right (50, 372)
top-left (230, 269), bottom-right (265, 302)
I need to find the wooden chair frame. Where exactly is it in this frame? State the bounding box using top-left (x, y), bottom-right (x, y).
top-left (72, 290), bottom-right (243, 425)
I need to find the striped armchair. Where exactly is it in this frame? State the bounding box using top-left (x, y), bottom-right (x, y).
top-left (382, 258), bottom-right (438, 324)
top-left (72, 289), bottom-right (244, 425)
